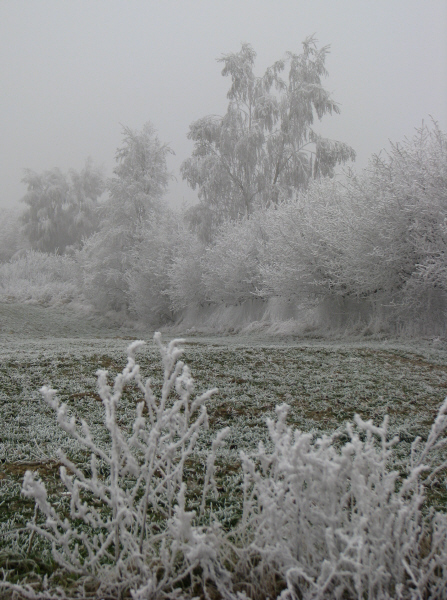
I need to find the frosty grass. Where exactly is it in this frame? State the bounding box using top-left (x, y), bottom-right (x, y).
top-left (1, 332), bottom-right (447, 566)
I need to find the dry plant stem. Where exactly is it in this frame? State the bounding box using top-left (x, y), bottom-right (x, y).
top-left (25, 505), bottom-right (38, 558)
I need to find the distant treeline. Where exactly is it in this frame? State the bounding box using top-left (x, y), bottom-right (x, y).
top-left (1, 39), bottom-right (446, 335)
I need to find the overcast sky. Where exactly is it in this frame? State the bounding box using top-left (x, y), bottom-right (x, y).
top-left (1, 0), bottom-right (446, 211)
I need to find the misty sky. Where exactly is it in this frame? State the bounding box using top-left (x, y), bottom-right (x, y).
top-left (1, 0), bottom-right (446, 211)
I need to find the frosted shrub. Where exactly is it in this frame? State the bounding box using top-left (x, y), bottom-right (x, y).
top-left (201, 214), bottom-right (267, 306)
top-left (126, 214), bottom-right (203, 323)
top-left (260, 122), bottom-right (447, 334)
top-left (353, 122), bottom-right (447, 329)
top-left (260, 178), bottom-right (355, 305)
top-left (13, 334), bottom-right (231, 599)
top-left (0, 250), bottom-right (80, 305)
top-left (126, 220), bottom-right (174, 324)
top-left (167, 229), bottom-right (206, 311)
top-left (235, 403), bottom-right (447, 600)
top-left (79, 227), bottom-right (131, 312)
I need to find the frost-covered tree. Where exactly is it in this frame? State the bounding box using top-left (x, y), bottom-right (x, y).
top-left (181, 37), bottom-right (355, 237)
top-left (0, 207), bottom-right (29, 262)
top-left (260, 121), bottom-right (447, 332)
top-left (20, 159), bottom-right (104, 254)
top-left (81, 123), bottom-right (173, 312)
top-left (106, 123), bottom-right (173, 228)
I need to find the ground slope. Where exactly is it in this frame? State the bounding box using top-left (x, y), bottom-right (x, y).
top-left (0, 302), bottom-right (152, 338)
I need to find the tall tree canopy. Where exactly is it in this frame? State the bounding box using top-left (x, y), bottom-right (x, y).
top-left (105, 122), bottom-right (173, 230)
top-left (20, 159), bottom-right (104, 254)
top-left (81, 122), bottom-right (173, 311)
top-left (181, 37), bottom-right (355, 238)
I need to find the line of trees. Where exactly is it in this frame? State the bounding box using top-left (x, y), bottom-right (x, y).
top-left (2, 38), bottom-right (446, 334)
top-left (115, 120), bottom-right (446, 333)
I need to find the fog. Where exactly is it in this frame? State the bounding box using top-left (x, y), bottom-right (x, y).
top-left (1, 0), bottom-right (446, 210)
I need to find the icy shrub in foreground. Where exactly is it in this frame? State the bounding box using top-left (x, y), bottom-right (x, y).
top-left (5, 335), bottom-right (447, 599)
top-left (12, 334), bottom-right (231, 599)
top-left (236, 404), bottom-right (447, 599)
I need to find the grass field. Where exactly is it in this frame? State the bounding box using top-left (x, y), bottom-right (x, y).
top-left (1, 302), bottom-right (447, 589)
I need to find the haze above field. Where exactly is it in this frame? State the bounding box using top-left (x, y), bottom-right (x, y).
top-left (1, 0), bottom-right (446, 210)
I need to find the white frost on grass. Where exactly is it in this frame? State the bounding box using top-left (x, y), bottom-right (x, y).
top-left (2, 335), bottom-right (447, 599)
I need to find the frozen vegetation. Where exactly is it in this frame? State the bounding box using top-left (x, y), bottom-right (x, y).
top-left (0, 331), bottom-right (447, 598)
top-left (0, 37), bottom-right (446, 598)
top-left (0, 39), bottom-right (445, 336)
top-left (0, 121), bottom-right (445, 337)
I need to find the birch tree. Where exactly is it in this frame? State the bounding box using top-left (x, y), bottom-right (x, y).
top-left (181, 37), bottom-right (355, 238)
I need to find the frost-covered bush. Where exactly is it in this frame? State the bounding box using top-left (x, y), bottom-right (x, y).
top-left (235, 403), bottom-right (447, 599)
top-left (10, 334), bottom-right (231, 600)
top-left (201, 214), bottom-right (267, 305)
top-left (0, 250), bottom-right (80, 305)
top-left (260, 122), bottom-right (447, 333)
top-left (79, 225), bottom-right (131, 312)
top-left (80, 210), bottom-right (204, 322)
top-left (125, 222), bottom-right (174, 324)
top-left (350, 122), bottom-right (447, 328)
top-left (259, 176), bottom-right (387, 331)
top-left (126, 213), bottom-right (205, 323)
top-left (166, 227), bottom-right (206, 311)
top-left (260, 177), bottom-right (354, 304)
top-left (79, 212), bottom-right (170, 315)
